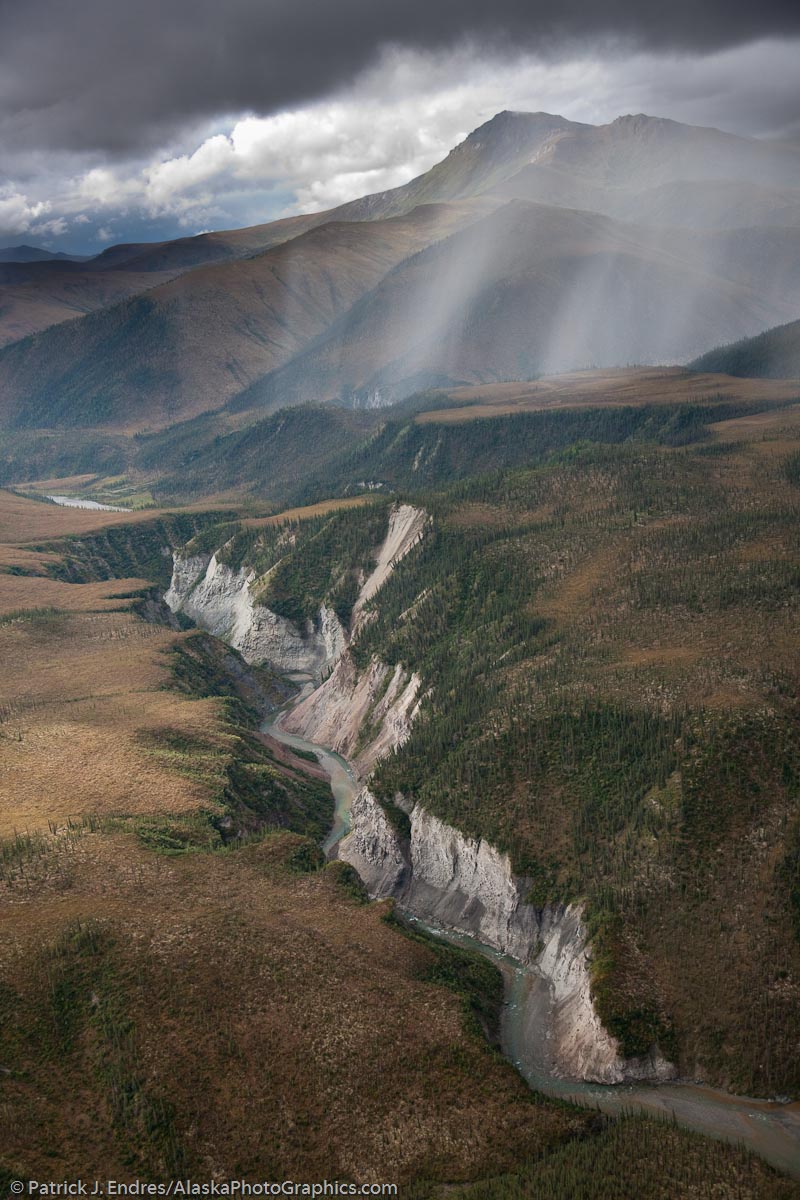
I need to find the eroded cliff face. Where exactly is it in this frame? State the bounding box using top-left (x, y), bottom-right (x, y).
top-left (167, 502), bottom-right (673, 1085)
top-left (164, 503), bottom-right (426, 677)
top-left (282, 653), bottom-right (422, 777)
top-left (164, 551), bottom-right (346, 676)
top-left (352, 503), bottom-right (428, 631)
top-left (216, 502), bottom-right (428, 770)
top-left (340, 786), bottom-right (409, 895)
top-left (338, 790), bottom-right (675, 1085)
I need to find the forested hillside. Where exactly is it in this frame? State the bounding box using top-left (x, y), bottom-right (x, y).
top-left (353, 436), bottom-right (800, 1094)
top-left (145, 393), bottom-right (800, 1099)
top-left (150, 393), bottom-right (787, 506)
top-left (690, 318), bottom-right (800, 380)
top-left (174, 414), bottom-right (800, 1098)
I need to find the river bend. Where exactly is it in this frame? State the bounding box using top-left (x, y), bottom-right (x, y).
top-left (262, 704), bottom-right (800, 1178)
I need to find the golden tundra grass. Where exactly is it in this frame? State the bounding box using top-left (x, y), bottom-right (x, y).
top-left (0, 602), bottom-right (228, 834)
top-left (0, 491), bottom-right (228, 833)
top-left (0, 829), bottom-right (587, 1183)
top-left (0, 487), bottom-right (184, 542)
top-left (2, 463), bottom-right (799, 1190)
top-left (415, 366), bottom-right (800, 424)
top-left (0, 490), bottom-right (587, 1184)
top-left (241, 493), bottom-right (375, 528)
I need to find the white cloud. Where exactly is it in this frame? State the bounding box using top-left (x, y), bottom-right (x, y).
top-left (32, 215), bottom-right (68, 237)
top-left (145, 134), bottom-right (235, 209)
top-left (78, 166), bottom-right (140, 207)
top-left (4, 37), bottom-right (800, 249)
top-left (107, 38), bottom-right (800, 221)
top-left (0, 189), bottom-right (51, 238)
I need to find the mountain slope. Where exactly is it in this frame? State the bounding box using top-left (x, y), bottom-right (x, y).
top-left (0, 244), bottom-right (90, 263)
top-left (523, 112), bottom-right (800, 192)
top-left (0, 260), bottom-right (180, 347)
top-left (341, 110), bottom-right (800, 228)
top-left (0, 215), bottom-right (338, 350)
top-left (334, 110), bottom-right (589, 219)
top-left (689, 318), bottom-right (800, 379)
top-left (87, 211), bottom-right (328, 275)
top-left (239, 200), bottom-right (796, 411)
top-left (615, 179), bottom-right (800, 231)
top-left (4, 109), bottom-right (800, 430)
top-left (0, 201), bottom-right (487, 430)
top-left (499, 170), bottom-right (800, 231)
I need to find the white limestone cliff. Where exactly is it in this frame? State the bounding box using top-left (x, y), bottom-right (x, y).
top-left (282, 653), bottom-right (422, 777)
top-left (352, 503), bottom-right (428, 630)
top-left (340, 787), bottom-right (409, 895)
top-left (164, 551), bottom-right (346, 676)
top-left (338, 793), bottom-right (676, 1085)
top-left (280, 502), bottom-right (427, 770)
top-left (164, 502), bottom-right (426, 676)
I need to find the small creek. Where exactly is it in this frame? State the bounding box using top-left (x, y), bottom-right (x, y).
top-left (262, 704), bottom-right (800, 1179)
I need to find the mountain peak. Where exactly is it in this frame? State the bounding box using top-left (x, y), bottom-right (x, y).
top-left (465, 109), bottom-right (583, 140)
top-left (612, 112), bottom-right (665, 124)
top-left (449, 110), bottom-right (586, 168)
top-left (0, 243), bottom-right (86, 263)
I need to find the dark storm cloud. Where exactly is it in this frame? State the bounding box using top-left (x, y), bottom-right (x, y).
top-left (1, 0), bottom-right (800, 156)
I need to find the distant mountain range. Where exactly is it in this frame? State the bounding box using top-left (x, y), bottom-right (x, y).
top-left (0, 244), bottom-right (90, 263)
top-left (2, 110), bottom-right (800, 433)
top-left (237, 202), bottom-right (797, 413)
top-left (340, 111), bottom-right (800, 229)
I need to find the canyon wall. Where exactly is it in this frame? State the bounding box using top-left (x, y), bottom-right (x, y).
top-left (282, 654), bottom-right (422, 777)
top-left (167, 500), bottom-right (674, 1085)
top-left (165, 552), bottom-right (346, 676)
top-left (164, 502), bottom-right (427, 678)
top-left (338, 788), bottom-right (675, 1085)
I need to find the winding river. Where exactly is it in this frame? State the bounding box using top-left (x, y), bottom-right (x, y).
top-left (47, 495), bottom-right (131, 512)
top-left (262, 704), bottom-right (800, 1179)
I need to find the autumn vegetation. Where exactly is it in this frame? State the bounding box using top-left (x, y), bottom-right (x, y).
top-left (2, 371), bottom-right (800, 1195)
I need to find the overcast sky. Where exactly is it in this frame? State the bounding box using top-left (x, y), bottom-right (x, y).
top-left (1, 0), bottom-right (799, 253)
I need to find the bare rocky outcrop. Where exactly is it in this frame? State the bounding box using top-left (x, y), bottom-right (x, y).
top-left (164, 551), bottom-right (346, 676)
top-left (277, 502), bottom-right (427, 770)
top-left (340, 787), bottom-right (410, 895)
top-left (164, 502), bottom-right (427, 677)
top-left (352, 503), bottom-right (428, 630)
top-left (282, 653), bottom-right (422, 777)
top-left (165, 552), bottom-right (211, 609)
top-left (338, 790), bottom-right (676, 1085)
